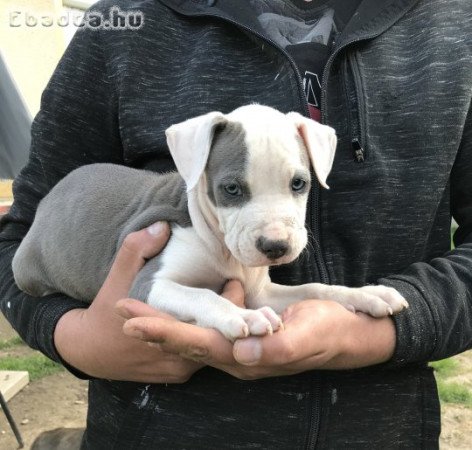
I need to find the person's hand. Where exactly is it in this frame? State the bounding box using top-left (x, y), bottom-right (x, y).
top-left (54, 222), bottom-right (202, 382)
top-left (121, 292), bottom-right (396, 380)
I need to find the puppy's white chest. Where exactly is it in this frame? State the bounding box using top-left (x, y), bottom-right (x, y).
top-left (155, 226), bottom-right (230, 291)
top-left (155, 225), bottom-right (267, 296)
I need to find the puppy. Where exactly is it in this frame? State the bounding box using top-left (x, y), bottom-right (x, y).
top-left (13, 105), bottom-right (408, 340)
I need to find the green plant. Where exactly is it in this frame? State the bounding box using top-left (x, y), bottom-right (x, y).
top-left (0, 336), bottom-right (24, 350)
top-left (436, 380), bottom-right (472, 407)
top-left (430, 358), bottom-right (459, 378)
top-left (431, 357), bottom-right (472, 407)
top-left (0, 353), bottom-right (63, 380)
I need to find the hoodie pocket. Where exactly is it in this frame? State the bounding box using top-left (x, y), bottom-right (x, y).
top-left (342, 50), bottom-right (367, 163)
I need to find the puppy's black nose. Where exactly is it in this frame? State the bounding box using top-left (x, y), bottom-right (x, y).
top-left (256, 237), bottom-right (290, 260)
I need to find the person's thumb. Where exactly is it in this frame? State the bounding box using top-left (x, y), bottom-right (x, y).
top-left (98, 221), bottom-right (170, 300)
top-left (221, 279), bottom-right (246, 308)
top-left (121, 222), bottom-right (171, 262)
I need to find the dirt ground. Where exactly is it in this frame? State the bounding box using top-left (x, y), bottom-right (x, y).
top-left (441, 405), bottom-right (472, 450)
top-left (0, 320), bottom-right (471, 449)
top-left (0, 371), bottom-right (87, 450)
top-left (0, 316), bottom-right (88, 449)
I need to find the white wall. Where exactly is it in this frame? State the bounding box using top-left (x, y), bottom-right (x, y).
top-left (0, 0), bottom-right (85, 116)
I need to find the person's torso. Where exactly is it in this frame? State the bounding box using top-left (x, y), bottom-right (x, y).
top-left (81, 0), bottom-right (472, 447)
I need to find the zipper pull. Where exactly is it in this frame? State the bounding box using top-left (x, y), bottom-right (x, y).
top-left (352, 139), bottom-right (365, 163)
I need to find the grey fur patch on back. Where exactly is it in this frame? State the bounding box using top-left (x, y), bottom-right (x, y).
top-left (12, 164), bottom-right (190, 302)
top-left (116, 172), bottom-right (191, 249)
top-left (206, 122), bottom-right (251, 207)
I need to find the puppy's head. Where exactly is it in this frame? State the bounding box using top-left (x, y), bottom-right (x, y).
top-left (166, 104), bottom-right (337, 267)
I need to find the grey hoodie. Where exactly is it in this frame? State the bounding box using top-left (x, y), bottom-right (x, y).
top-left (0, 0), bottom-right (471, 447)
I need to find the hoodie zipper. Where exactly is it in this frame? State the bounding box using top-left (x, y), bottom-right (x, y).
top-left (306, 377), bottom-right (322, 450)
top-left (161, 10), bottom-right (386, 450)
top-left (170, 12), bottom-right (327, 450)
top-left (348, 52), bottom-right (367, 162)
top-left (342, 52), bottom-right (366, 163)
top-left (320, 11), bottom-right (420, 163)
top-left (322, 44), bottom-right (368, 164)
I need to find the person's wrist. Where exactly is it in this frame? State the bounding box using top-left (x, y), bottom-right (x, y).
top-left (374, 316), bottom-right (396, 362)
top-left (54, 308), bottom-right (89, 371)
top-left (339, 313), bottom-right (396, 369)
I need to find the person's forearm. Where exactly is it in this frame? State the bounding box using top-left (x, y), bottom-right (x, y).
top-left (0, 241), bottom-right (86, 364)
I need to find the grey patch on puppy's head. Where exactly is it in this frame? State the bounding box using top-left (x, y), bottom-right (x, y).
top-left (205, 122), bottom-right (251, 208)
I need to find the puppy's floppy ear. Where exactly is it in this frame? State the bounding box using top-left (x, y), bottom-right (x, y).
top-left (166, 111), bottom-right (227, 192)
top-left (287, 112), bottom-right (337, 189)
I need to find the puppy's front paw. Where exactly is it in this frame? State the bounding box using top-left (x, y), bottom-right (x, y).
top-left (218, 307), bottom-right (283, 341)
top-left (343, 285), bottom-right (409, 317)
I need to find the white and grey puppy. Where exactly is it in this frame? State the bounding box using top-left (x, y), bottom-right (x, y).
top-left (13, 105), bottom-right (408, 340)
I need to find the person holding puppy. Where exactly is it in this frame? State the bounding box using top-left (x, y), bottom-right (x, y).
top-left (1, 0), bottom-right (471, 448)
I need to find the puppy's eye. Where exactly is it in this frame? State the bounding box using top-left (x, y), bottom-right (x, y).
top-left (224, 183), bottom-right (242, 196)
top-left (291, 178), bottom-right (307, 192)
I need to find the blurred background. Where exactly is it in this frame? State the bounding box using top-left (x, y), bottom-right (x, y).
top-left (1, 0), bottom-right (93, 329)
top-left (1, 0), bottom-right (90, 116)
top-left (0, 0), bottom-right (91, 181)
top-left (0, 3), bottom-right (91, 449)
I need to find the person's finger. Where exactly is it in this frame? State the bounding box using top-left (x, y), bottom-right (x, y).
top-left (233, 329), bottom-right (307, 366)
top-left (113, 222), bottom-right (170, 278)
top-left (100, 222), bottom-right (170, 297)
top-left (221, 279), bottom-right (246, 308)
top-left (115, 298), bottom-right (176, 321)
top-left (232, 308), bottom-right (335, 367)
top-left (123, 316), bottom-right (236, 365)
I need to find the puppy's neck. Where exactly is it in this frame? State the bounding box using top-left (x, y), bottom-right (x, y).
top-left (187, 180), bottom-right (232, 262)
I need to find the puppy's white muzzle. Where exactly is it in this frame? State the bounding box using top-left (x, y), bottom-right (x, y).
top-left (224, 212), bottom-right (308, 267)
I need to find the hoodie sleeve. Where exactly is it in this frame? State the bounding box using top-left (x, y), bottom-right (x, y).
top-left (381, 102), bottom-right (472, 366)
top-left (0, 23), bottom-right (123, 374)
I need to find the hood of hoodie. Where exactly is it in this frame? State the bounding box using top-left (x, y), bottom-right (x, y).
top-left (157, 0), bottom-right (421, 49)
